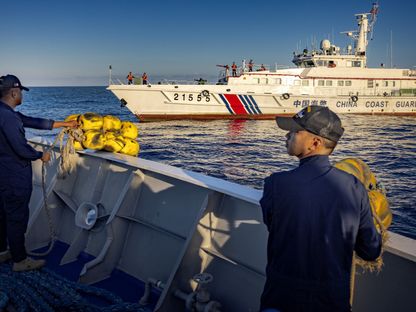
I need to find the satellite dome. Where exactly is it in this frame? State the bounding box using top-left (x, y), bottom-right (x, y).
top-left (321, 39), bottom-right (331, 51)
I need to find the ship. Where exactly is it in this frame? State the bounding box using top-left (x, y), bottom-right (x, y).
top-left (0, 135), bottom-right (414, 311)
top-left (107, 3), bottom-right (416, 121)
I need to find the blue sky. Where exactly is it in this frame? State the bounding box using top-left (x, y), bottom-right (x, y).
top-left (1, 0), bottom-right (415, 86)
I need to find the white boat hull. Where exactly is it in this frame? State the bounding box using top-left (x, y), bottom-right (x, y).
top-left (108, 85), bottom-right (416, 121)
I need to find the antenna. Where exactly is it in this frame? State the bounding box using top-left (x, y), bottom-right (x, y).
top-left (390, 30), bottom-right (393, 68)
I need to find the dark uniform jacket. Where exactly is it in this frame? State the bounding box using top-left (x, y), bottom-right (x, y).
top-left (260, 155), bottom-right (381, 312)
top-left (0, 101), bottom-right (54, 190)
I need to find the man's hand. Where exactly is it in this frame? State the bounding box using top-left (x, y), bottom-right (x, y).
top-left (41, 151), bottom-right (51, 163)
top-left (52, 120), bottom-right (78, 129)
top-left (65, 120), bottom-right (79, 129)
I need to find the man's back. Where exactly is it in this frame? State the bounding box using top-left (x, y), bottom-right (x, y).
top-left (260, 155), bottom-right (381, 312)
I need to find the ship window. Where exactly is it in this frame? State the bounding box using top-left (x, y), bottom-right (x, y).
top-left (302, 80), bottom-right (309, 86)
top-left (260, 78), bottom-right (268, 84)
top-left (337, 80), bottom-right (344, 86)
top-left (294, 80), bottom-right (301, 86)
top-left (274, 78), bottom-right (281, 85)
top-left (326, 80), bottom-right (332, 86)
top-left (392, 81), bottom-right (396, 87)
top-left (345, 80), bottom-right (352, 86)
top-left (318, 80), bottom-right (325, 86)
top-left (383, 81), bottom-right (388, 87)
top-left (257, 78), bottom-right (261, 84)
top-left (367, 80), bottom-right (374, 88)
top-left (352, 61), bottom-right (361, 67)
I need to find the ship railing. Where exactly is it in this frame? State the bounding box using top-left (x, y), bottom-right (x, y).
top-left (109, 77), bottom-right (209, 86)
top-left (406, 69), bottom-right (416, 76)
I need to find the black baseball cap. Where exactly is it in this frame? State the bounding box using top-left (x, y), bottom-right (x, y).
top-left (276, 106), bottom-right (344, 143)
top-left (0, 75), bottom-right (29, 91)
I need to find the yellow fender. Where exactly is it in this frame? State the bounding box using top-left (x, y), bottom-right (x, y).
top-left (334, 158), bottom-right (392, 231)
top-left (120, 121), bottom-right (138, 139)
top-left (73, 140), bottom-right (84, 151)
top-left (368, 190), bottom-right (393, 230)
top-left (103, 132), bottom-right (125, 153)
top-left (64, 114), bottom-right (80, 122)
top-left (79, 113), bottom-right (103, 131)
top-left (103, 115), bottom-right (122, 132)
top-left (120, 137), bottom-right (140, 156)
top-left (82, 130), bottom-right (106, 150)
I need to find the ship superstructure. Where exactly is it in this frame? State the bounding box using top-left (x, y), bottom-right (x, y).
top-left (108, 4), bottom-right (416, 120)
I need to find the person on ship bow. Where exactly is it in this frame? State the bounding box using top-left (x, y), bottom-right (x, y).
top-left (126, 71), bottom-right (134, 85)
top-left (248, 59), bottom-right (254, 72)
top-left (142, 72), bottom-right (148, 85)
top-left (260, 106), bottom-right (381, 312)
top-left (231, 62), bottom-right (237, 77)
top-left (0, 74), bottom-right (78, 272)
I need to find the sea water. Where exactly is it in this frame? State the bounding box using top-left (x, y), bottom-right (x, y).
top-left (20, 86), bottom-right (416, 239)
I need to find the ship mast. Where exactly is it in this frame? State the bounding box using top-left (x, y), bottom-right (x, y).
top-left (343, 3), bottom-right (379, 67)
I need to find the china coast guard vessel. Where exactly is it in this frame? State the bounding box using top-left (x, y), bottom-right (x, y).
top-left (108, 4), bottom-right (416, 121)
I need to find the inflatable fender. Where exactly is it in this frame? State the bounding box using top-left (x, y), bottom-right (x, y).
top-left (334, 158), bottom-right (392, 231)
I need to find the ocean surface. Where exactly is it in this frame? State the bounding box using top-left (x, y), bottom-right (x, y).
top-left (20, 86), bottom-right (416, 240)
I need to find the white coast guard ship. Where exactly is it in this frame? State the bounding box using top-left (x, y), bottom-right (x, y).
top-left (108, 4), bottom-right (416, 121)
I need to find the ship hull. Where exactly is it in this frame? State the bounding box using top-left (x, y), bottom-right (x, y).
top-left (108, 85), bottom-right (416, 121)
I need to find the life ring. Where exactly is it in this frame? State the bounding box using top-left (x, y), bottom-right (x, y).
top-left (201, 90), bottom-right (209, 97)
top-left (282, 93), bottom-right (290, 100)
top-left (351, 95), bottom-right (358, 102)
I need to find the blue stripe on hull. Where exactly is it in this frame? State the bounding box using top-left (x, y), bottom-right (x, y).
top-left (219, 94), bottom-right (235, 114)
top-left (238, 95), bottom-right (254, 114)
top-left (248, 95), bottom-right (262, 114)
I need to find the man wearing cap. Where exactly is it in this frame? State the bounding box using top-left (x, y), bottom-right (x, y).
top-left (0, 74), bottom-right (78, 271)
top-left (260, 106), bottom-right (381, 312)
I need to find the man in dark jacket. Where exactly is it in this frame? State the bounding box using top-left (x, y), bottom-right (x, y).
top-left (260, 106), bottom-right (381, 312)
top-left (0, 74), bottom-right (77, 271)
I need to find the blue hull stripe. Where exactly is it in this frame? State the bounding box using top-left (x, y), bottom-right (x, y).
top-left (244, 95), bottom-right (260, 114)
top-left (219, 94), bottom-right (235, 114)
top-left (248, 95), bottom-right (262, 114)
top-left (238, 95), bottom-right (254, 114)
top-left (243, 95), bottom-right (258, 114)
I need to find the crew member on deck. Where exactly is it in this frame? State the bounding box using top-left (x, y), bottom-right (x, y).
top-left (248, 59), bottom-right (254, 72)
top-left (231, 62), bottom-right (237, 77)
top-left (0, 75), bottom-right (78, 272)
top-left (126, 71), bottom-right (135, 85)
top-left (142, 72), bottom-right (148, 85)
top-left (260, 106), bottom-right (381, 312)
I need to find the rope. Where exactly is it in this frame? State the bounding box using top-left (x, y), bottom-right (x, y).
top-left (28, 128), bottom-right (84, 257)
top-left (0, 263), bottom-right (151, 311)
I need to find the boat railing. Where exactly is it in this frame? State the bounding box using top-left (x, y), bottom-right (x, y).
top-left (109, 77), bottom-right (209, 86)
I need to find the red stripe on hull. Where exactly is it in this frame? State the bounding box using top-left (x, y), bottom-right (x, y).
top-left (223, 94), bottom-right (248, 115)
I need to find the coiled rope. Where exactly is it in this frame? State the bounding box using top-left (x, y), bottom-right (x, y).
top-left (0, 263), bottom-right (151, 311)
top-left (28, 127), bottom-right (84, 257)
